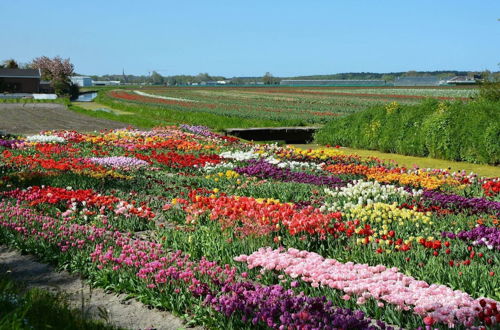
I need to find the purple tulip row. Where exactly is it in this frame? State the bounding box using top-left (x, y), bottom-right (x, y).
top-left (180, 124), bottom-right (220, 138)
top-left (422, 190), bottom-right (500, 215)
top-left (0, 139), bottom-right (23, 149)
top-left (235, 159), bottom-right (345, 188)
top-left (442, 226), bottom-right (500, 250)
top-left (206, 281), bottom-right (390, 330)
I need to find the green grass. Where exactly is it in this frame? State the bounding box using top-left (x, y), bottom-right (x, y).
top-left (0, 274), bottom-right (117, 330)
top-left (294, 144), bottom-right (500, 178)
top-left (72, 101), bottom-right (133, 115)
top-left (0, 97), bottom-right (70, 105)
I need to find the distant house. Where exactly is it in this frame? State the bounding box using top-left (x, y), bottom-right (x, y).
top-left (446, 76), bottom-right (477, 85)
top-left (70, 76), bottom-right (93, 87)
top-left (0, 68), bottom-right (41, 93)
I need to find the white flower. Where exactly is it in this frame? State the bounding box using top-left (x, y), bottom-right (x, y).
top-left (25, 135), bottom-right (66, 143)
top-left (219, 150), bottom-right (260, 161)
top-left (323, 180), bottom-right (422, 212)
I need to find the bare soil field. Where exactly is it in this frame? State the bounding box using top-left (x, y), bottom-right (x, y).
top-left (0, 103), bottom-right (129, 135)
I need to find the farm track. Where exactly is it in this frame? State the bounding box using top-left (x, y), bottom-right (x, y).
top-left (0, 103), bottom-right (129, 135)
top-left (0, 245), bottom-right (198, 330)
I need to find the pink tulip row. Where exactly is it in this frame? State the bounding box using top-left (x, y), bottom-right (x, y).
top-left (0, 200), bottom-right (237, 298)
top-left (235, 247), bottom-right (499, 327)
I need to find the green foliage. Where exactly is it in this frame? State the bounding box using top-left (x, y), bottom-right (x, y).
top-left (0, 275), bottom-right (117, 329)
top-left (0, 97), bottom-right (70, 105)
top-left (315, 99), bottom-right (500, 164)
top-left (478, 79), bottom-right (500, 102)
top-left (2, 59), bottom-right (19, 69)
top-left (263, 72), bottom-right (280, 85)
top-left (149, 71), bottom-right (164, 85)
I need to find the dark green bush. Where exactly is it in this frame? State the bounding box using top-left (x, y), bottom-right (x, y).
top-left (315, 99), bottom-right (500, 164)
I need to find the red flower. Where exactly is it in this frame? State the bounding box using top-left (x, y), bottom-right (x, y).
top-left (423, 316), bottom-right (435, 326)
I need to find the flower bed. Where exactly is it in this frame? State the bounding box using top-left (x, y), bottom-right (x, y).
top-left (0, 126), bottom-right (498, 329)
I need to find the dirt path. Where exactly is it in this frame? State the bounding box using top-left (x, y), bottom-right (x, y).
top-left (134, 91), bottom-right (198, 103)
top-left (0, 246), bottom-right (197, 330)
top-left (0, 103), bottom-right (129, 135)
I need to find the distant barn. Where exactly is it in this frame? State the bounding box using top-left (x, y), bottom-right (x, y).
top-left (71, 76), bottom-right (93, 87)
top-left (0, 68), bottom-right (41, 93)
top-left (446, 76), bottom-right (477, 85)
top-left (280, 79), bottom-right (387, 87)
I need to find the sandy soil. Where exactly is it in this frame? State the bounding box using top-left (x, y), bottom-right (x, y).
top-left (0, 246), bottom-right (198, 330)
top-left (0, 103), bottom-right (128, 135)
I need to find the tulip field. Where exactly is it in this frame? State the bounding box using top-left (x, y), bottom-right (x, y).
top-left (0, 125), bottom-right (499, 329)
top-left (104, 86), bottom-right (477, 124)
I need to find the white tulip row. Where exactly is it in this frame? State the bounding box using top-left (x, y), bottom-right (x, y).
top-left (219, 150), bottom-right (260, 161)
top-left (25, 135), bottom-right (66, 143)
top-left (322, 180), bottom-right (422, 212)
top-left (202, 162), bottom-right (236, 173)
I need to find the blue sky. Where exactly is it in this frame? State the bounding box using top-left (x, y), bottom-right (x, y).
top-left (1, 0), bottom-right (499, 76)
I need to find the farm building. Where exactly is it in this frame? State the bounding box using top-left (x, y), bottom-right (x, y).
top-left (393, 76), bottom-right (442, 86)
top-left (0, 68), bottom-right (41, 93)
top-left (280, 79), bottom-right (387, 86)
top-left (446, 76), bottom-right (477, 85)
top-left (39, 81), bottom-right (54, 93)
top-left (70, 76), bottom-right (93, 87)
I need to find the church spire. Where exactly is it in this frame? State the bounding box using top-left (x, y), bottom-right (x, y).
top-left (122, 68), bottom-right (128, 83)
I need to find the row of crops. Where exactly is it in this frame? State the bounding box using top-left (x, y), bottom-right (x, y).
top-left (104, 86), bottom-right (477, 124)
top-left (0, 126), bottom-right (498, 329)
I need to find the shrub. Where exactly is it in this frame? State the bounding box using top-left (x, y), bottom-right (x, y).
top-left (478, 74), bottom-right (500, 102)
top-left (315, 99), bottom-right (500, 164)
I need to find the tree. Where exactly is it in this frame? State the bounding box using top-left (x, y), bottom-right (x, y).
top-left (263, 72), bottom-right (279, 85)
top-left (30, 56), bottom-right (78, 97)
top-left (478, 70), bottom-right (500, 102)
top-left (3, 59), bottom-right (19, 69)
top-left (149, 71), bottom-right (165, 85)
top-left (231, 77), bottom-right (245, 85)
top-left (403, 70), bottom-right (418, 77)
top-left (31, 56), bottom-right (74, 81)
top-left (381, 74), bottom-right (395, 82)
top-left (196, 73), bottom-right (212, 83)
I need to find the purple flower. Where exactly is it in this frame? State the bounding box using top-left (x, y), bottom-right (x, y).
top-left (442, 226), bottom-right (500, 250)
top-left (422, 190), bottom-right (500, 216)
top-left (0, 139), bottom-right (23, 149)
top-left (206, 282), bottom-right (389, 330)
top-left (235, 160), bottom-right (345, 188)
